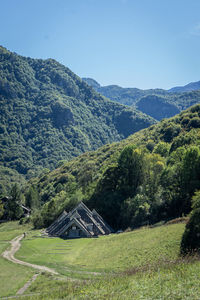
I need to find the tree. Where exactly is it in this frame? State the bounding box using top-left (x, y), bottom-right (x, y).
top-left (181, 191), bottom-right (200, 254)
top-left (118, 146), bottom-right (145, 198)
top-left (25, 185), bottom-right (40, 210)
top-left (0, 200), bottom-right (4, 219)
top-left (4, 184), bottom-right (23, 220)
top-left (153, 142), bottom-right (170, 157)
top-left (180, 146), bottom-right (200, 214)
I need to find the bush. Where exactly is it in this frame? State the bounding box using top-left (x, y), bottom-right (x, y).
top-left (188, 117), bottom-right (200, 129)
top-left (180, 208), bottom-right (200, 254)
top-left (31, 210), bottom-right (44, 229)
top-left (180, 191), bottom-right (200, 254)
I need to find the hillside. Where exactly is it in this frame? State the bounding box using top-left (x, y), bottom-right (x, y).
top-left (168, 80), bottom-right (200, 93)
top-left (83, 78), bottom-right (200, 120)
top-left (135, 95), bottom-right (180, 121)
top-left (83, 78), bottom-right (168, 106)
top-left (2, 221), bottom-right (200, 299)
top-left (0, 46), bottom-right (154, 190)
top-left (27, 104), bottom-right (200, 230)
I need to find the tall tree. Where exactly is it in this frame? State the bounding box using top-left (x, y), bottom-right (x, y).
top-left (4, 184), bottom-right (23, 220)
top-left (25, 185), bottom-right (40, 210)
top-left (118, 146), bottom-right (145, 198)
top-left (0, 200), bottom-right (4, 219)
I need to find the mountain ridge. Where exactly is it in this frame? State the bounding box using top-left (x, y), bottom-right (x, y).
top-left (83, 77), bottom-right (200, 120)
top-left (0, 46), bottom-right (155, 192)
top-left (168, 80), bottom-right (200, 93)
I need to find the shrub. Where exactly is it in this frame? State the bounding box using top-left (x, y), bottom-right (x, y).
top-left (180, 191), bottom-right (200, 254)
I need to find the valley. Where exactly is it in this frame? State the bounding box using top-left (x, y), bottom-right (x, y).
top-left (1, 48), bottom-right (200, 300)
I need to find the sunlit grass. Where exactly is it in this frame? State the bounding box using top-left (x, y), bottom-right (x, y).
top-left (24, 257), bottom-right (200, 300)
top-left (2, 221), bottom-right (200, 299)
top-left (0, 221), bottom-right (35, 298)
top-left (17, 223), bottom-right (185, 277)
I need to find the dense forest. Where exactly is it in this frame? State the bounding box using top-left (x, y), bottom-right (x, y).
top-left (83, 78), bottom-right (200, 120)
top-left (0, 46), bottom-right (154, 192)
top-left (3, 103), bottom-right (199, 247)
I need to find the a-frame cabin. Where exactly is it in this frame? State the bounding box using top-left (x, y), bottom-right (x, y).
top-left (46, 202), bottom-right (113, 238)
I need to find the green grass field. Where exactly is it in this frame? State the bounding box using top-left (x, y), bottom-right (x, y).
top-left (1, 221), bottom-right (200, 299)
top-left (0, 222), bottom-right (35, 298)
top-left (16, 224), bottom-right (185, 276)
top-left (24, 259), bottom-right (200, 300)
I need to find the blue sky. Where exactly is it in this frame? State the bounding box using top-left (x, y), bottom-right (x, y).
top-left (1, 0), bottom-right (200, 89)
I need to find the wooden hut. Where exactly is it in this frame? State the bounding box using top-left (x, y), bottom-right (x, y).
top-left (46, 202), bottom-right (113, 238)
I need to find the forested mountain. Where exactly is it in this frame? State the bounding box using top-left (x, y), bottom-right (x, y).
top-left (0, 46), bottom-right (155, 190)
top-left (168, 80), bottom-right (200, 93)
top-left (83, 78), bottom-right (200, 120)
top-left (135, 95), bottom-right (180, 121)
top-left (26, 104), bottom-right (200, 231)
top-left (83, 78), bottom-right (168, 106)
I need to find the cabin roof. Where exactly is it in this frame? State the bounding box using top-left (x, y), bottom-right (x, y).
top-left (46, 202), bottom-right (113, 237)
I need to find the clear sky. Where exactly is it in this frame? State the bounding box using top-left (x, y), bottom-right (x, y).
top-left (1, 0), bottom-right (200, 89)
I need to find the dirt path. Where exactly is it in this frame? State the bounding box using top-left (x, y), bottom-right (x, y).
top-left (16, 273), bottom-right (40, 295)
top-left (2, 235), bottom-right (58, 275)
top-left (1, 234), bottom-right (102, 296)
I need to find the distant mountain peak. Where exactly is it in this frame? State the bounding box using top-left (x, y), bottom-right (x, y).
top-left (82, 77), bottom-right (101, 89)
top-left (168, 81), bottom-right (200, 93)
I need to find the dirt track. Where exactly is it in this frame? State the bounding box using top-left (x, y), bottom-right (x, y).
top-left (2, 234), bottom-right (58, 275)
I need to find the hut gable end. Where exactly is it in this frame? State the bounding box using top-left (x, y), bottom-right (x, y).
top-left (46, 202), bottom-right (113, 238)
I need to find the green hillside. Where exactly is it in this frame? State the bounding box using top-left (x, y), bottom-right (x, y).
top-left (27, 104), bottom-right (200, 230)
top-left (17, 222), bottom-right (185, 275)
top-left (83, 78), bottom-right (200, 120)
top-left (135, 94), bottom-right (180, 120)
top-left (0, 46), bottom-right (154, 191)
top-left (83, 78), bottom-right (168, 106)
top-left (0, 221), bottom-right (198, 299)
top-left (169, 80), bottom-right (200, 93)
top-left (2, 220), bottom-right (200, 299)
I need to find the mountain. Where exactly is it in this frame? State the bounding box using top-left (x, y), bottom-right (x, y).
top-left (29, 104), bottom-right (200, 229)
top-left (168, 80), bottom-right (200, 93)
top-left (82, 78), bottom-right (200, 120)
top-left (135, 95), bottom-right (180, 121)
top-left (82, 78), bottom-right (168, 106)
top-left (0, 46), bottom-right (155, 190)
top-left (82, 78), bottom-right (101, 89)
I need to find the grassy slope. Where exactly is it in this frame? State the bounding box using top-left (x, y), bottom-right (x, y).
top-left (1, 221), bottom-right (200, 299)
top-left (14, 222), bottom-right (200, 299)
top-left (16, 223), bottom-right (185, 276)
top-left (25, 261), bottom-right (200, 300)
top-left (0, 222), bottom-right (35, 297)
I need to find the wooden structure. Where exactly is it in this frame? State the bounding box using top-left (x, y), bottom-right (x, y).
top-left (46, 202), bottom-right (113, 238)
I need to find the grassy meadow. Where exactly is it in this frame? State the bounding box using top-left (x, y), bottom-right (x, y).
top-left (0, 221), bottom-right (35, 298)
top-left (1, 221), bottom-right (200, 299)
top-left (16, 223), bottom-right (185, 276)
